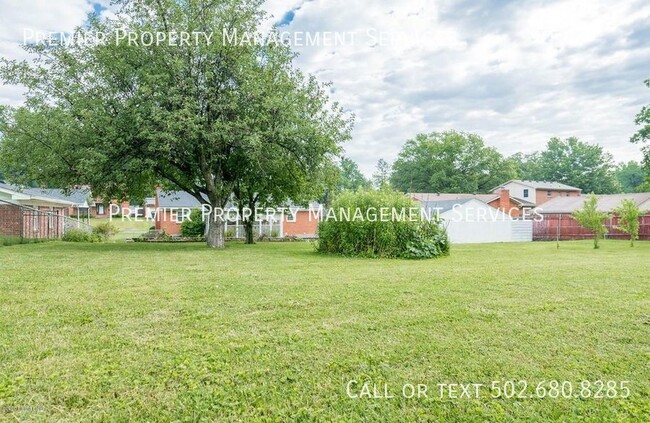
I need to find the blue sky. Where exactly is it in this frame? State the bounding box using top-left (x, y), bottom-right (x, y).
top-left (0, 0), bottom-right (649, 175)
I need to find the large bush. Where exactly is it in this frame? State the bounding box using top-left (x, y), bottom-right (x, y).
top-left (180, 209), bottom-right (206, 237)
top-left (317, 190), bottom-right (449, 259)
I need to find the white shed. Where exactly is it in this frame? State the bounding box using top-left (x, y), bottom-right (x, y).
top-left (422, 198), bottom-right (532, 244)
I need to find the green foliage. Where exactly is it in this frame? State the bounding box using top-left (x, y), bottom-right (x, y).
top-left (390, 130), bottom-right (517, 193)
top-left (515, 137), bottom-right (619, 194)
top-left (62, 229), bottom-right (93, 242)
top-left (613, 199), bottom-right (642, 247)
top-left (614, 161), bottom-right (647, 193)
top-left (0, 0), bottom-right (351, 248)
top-left (572, 194), bottom-right (610, 249)
top-left (316, 189), bottom-right (449, 259)
top-left (180, 209), bottom-right (206, 238)
top-left (337, 157), bottom-right (371, 192)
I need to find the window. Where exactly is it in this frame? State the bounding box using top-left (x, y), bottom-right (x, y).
top-left (523, 189), bottom-right (529, 198)
top-left (547, 191), bottom-right (552, 197)
top-left (174, 209), bottom-right (187, 223)
top-left (97, 204), bottom-right (105, 215)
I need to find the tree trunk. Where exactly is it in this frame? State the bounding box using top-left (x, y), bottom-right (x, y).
top-left (244, 219), bottom-right (254, 244)
top-left (206, 208), bottom-right (225, 248)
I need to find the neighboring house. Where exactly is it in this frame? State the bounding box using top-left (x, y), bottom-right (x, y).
top-left (27, 187), bottom-right (94, 219)
top-left (534, 193), bottom-right (650, 241)
top-left (491, 180), bottom-right (582, 206)
top-left (0, 182), bottom-right (76, 239)
top-left (419, 198), bottom-right (532, 244)
top-left (154, 189), bottom-right (320, 238)
top-left (411, 190), bottom-right (536, 218)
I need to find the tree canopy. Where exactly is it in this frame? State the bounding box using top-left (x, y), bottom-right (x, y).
top-left (0, 0), bottom-right (352, 248)
top-left (614, 161), bottom-right (647, 193)
top-left (336, 157), bottom-right (370, 192)
top-left (390, 130), bottom-right (517, 193)
top-left (513, 137), bottom-right (619, 194)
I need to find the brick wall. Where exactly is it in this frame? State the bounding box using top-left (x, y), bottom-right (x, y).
top-left (283, 210), bottom-right (319, 237)
top-left (0, 204), bottom-right (21, 237)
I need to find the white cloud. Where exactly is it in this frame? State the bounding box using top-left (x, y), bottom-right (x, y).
top-left (1, 0), bottom-right (649, 175)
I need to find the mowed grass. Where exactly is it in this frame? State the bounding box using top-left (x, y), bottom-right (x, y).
top-left (89, 217), bottom-right (152, 241)
top-left (0, 241), bottom-right (648, 421)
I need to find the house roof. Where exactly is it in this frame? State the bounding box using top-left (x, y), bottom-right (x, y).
top-left (411, 192), bottom-right (536, 208)
top-left (539, 193), bottom-right (650, 214)
top-left (511, 196), bottom-right (537, 207)
top-left (494, 180), bottom-right (582, 192)
top-left (157, 191), bottom-right (209, 208)
top-left (411, 192), bottom-right (499, 203)
top-left (0, 182), bottom-right (78, 207)
top-left (26, 188), bottom-right (92, 206)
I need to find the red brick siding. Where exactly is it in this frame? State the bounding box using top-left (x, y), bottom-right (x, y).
top-left (0, 204), bottom-right (21, 237)
top-left (283, 210), bottom-right (319, 237)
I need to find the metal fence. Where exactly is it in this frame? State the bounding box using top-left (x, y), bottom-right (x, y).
top-left (0, 199), bottom-right (92, 240)
top-left (533, 213), bottom-right (650, 241)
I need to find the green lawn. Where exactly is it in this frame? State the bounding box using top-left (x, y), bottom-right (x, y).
top-left (0, 241), bottom-right (648, 421)
top-left (89, 217), bottom-right (152, 240)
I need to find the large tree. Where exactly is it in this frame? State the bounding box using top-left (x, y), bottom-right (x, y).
top-left (614, 161), bottom-right (646, 193)
top-left (0, 0), bottom-right (351, 248)
top-left (390, 130), bottom-right (517, 193)
top-left (515, 137), bottom-right (619, 194)
top-left (336, 156), bottom-right (370, 192)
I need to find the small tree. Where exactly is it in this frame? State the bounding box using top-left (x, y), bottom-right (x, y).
top-left (572, 194), bottom-right (610, 249)
top-left (613, 199), bottom-right (641, 247)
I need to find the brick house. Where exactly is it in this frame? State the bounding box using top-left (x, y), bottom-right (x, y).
top-left (491, 180), bottom-right (582, 206)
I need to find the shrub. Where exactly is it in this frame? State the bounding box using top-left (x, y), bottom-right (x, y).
top-left (180, 209), bottom-right (206, 237)
top-left (62, 229), bottom-right (92, 242)
top-left (92, 222), bottom-right (119, 241)
top-left (316, 189), bottom-right (449, 259)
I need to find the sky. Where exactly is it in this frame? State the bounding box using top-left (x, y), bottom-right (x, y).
top-left (0, 0), bottom-right (649, 176)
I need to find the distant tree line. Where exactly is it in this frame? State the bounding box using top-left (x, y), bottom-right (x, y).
top-left (335, 130), bottom-right (649, 195)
